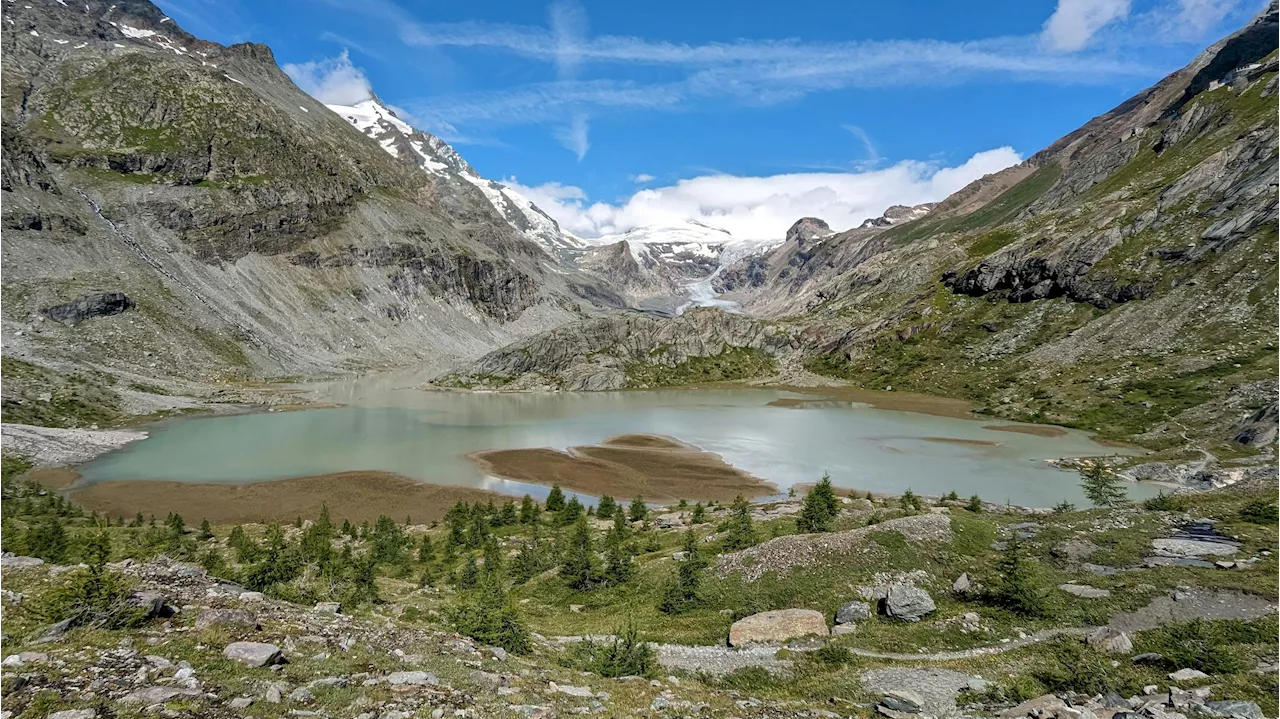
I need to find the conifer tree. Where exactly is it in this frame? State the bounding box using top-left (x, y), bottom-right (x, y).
top-left (448, 572), bottom-right (531, 653)
top-left (659, 529), bottom-right (706, 614)
top-left (690, 502), bottom-right (706, 524)
top-left (26, 515), bottom-right (68, 563)
top-left (561, 514), bottom-right (602, 591)
top-left (198, 519), bottom-right (213, 540)
top-left (628, 497), bottom-right (648, 522)
top-left (519, 495), bottom-right (541, 524)
top-left (966, 494), bottom-right (983, 513)
top-left (418, 534), bottom-right (435, 564)
top-left (596, 495), bottom-right (617, 519)
top-left (989, 533), bottom-right (1049, 617)
top-left (346, 551), bottom-right (380, 606)
top-left (458, 555), bottom-right (480, 589)
top-left (559, 496), bottom-right (584, 525)
top-left (797, 473), bottom-right (840, 533)
top-left (545, 485), bottom-right (566, 512)
top-left (900, 488), bottom-right (922, 511)
top-left (721, 495), bottom-right (758, 550)
top-left (1080, 465), bottom-right (1127, 508)
top-left (481, 536), bottom-right (504, 579)
top-left (499, 500), bottom-right (518, 526)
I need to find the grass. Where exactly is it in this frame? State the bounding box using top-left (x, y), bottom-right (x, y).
top-left (0, 357), bottom-right (125, 428)
top-left (625, 347), bottom-right (777, 388)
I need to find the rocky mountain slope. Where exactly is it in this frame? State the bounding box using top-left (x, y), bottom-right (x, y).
top-left (0, 0), bottom-right (621, 423)
top-left (460, 6), bottom-right (1279, 460)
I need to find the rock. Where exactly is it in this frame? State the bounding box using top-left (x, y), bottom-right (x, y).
top-left (882, 585), bottom-right (935, 622)
top-left (880, 690), bottom-right (925, 713)
top-left (314, 602), bottom-right (342, 613)
top-left (51, 707), bottom-right (92, 719)
top-left (288, 687), bottom-right (314, 703)
top-left (951, 573), bottom-right (972, 594)
top-left (194, 608), bottom-right (259, 631)
top-left (222, 642), bottom-right (284, 667)
top-left (835, 600), bottom-right (872, 624)
top-left (121, 687), bottom-right (204, 704)
top-left (129, 591), bottom-right (177, 619)
top-left (265, 685), bottom-right (283, 703)
top-left (1205, 701), bottom-right (1264, 719)
top-left (831, 625), bottom-right (856, 636)
top-left (1053, 539), bottom-right (1101, 561)
top-left (385, 671), bottom-right (438, 685)
top-left (239, 591), bottom-right (265, 602)
top-left (469, 670), bottom-right (505, 690)
top-left (550, 682), bottom-right (596, 697)
top-left (41, 292), bottom-right (134, 325)
top-left (1059, 583), bottom-right (1112, 598)
top-left (37, 618), bottom-right (74, 641)
top-left (1151, 539), bottom-right (1239, 557)
top-left (1060, 708), bottom-right (1099, 719)
top-left (0, 555), bottom-right (45, 568)
top-left (728, 609), bottom-right (828, 646)
top-left (1086, 627), bottom-right (1133, 654)
top-left (1000, 694), bottom-right (1067, 718)
top-left (1132, 652), bottom-right (1164, 663)
top-left (1168, 668), bottom-right (1210, 682)
top-left (229, 697), bottom-right (254, 709)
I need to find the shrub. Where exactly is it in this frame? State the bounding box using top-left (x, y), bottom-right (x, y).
top-left (987, 534), bottom-right (1049, 617)
top-left (1134, 619), bottom-right (1265, 675)
top-left (1033, 636), bottom-right (1140, 695)
top-left (1239, 500), bottom-right (1279, 524)
top-left (966, 494), bottom-right (983, 513)
top-left (720, 495), bottom-right (758, 551)
top-left (561, 624), bottom-right (655, 678)
top-left (35, 530), bottom-right (149, 631)
top-left (448, 576), bottom-right (531, 654)
top-left (1143, 492), bottom-right (1190, 512)
top-left (659, 529), bottom-right (706, 614)
top-left (628, 497), bottom-right (648, 522)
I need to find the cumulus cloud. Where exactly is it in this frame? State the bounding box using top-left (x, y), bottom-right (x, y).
top-left (506, 147), bottom-right (1021, 241)
top-left (1041, 0), bottom-right (1132, 52)
top-left (283, 50), bottom-right (374, 105)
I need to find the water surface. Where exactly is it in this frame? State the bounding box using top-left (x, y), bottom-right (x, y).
top-left (78, 384), bottom-right (1159, 507)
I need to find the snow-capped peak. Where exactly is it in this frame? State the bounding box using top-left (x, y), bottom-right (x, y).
top-left (324, 98), bottom-right (584, 257)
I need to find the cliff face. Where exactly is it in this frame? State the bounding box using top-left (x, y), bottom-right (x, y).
top-left (0, 0), bottom-right (616, 409)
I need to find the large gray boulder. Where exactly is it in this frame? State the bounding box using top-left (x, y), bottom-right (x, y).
top-left (222, 641), bottom-right (284, 667)
top-left (728, 609), bottom-right (827, 646)
top-left (1205, 701), bottom-right (1264, 719)
top-left (40, 291), bottom-right (134, 325)
top-left (882, 585), bottom-right (936, 622)
top-left (1086, 627), bottom-right (1133, 654)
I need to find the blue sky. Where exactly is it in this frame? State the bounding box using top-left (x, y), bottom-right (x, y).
top-left (156, 0), bottom-right (1262, 239)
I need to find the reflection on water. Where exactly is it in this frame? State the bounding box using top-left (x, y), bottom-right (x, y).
top-left (78, 383), bottom-right (1161, 507)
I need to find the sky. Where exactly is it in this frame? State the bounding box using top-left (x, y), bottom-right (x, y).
top-left (156, 0), bottom-right (1262, 240)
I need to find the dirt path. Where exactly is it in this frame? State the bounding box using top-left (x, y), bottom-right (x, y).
top-left (849, 628), bottom-right (1091, 661)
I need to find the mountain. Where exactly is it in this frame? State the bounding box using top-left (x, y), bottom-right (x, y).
top-left (576, 221), bottom-right (784, 312)
top-left (0, 0), bottom-right (622, 423)
top-left (446, 6), bottom-right (1279, 467)
top-left (325, 99), bottom-right (588, 260)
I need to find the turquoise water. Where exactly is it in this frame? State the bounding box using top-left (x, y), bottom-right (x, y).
top-left (77, 385), bottom-right (1161, 507)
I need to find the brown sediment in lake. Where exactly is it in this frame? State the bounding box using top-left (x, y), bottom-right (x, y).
top-left (768, 386), bottom-right (976, 420)
top-left (24, 467), bottom-right (81, 490)
top-left (468, 433), bottom-right (775, 502)
top-left (68, 471), bottom-right (509, 525)
top-left (983, 424), bottom-right (1069, 438)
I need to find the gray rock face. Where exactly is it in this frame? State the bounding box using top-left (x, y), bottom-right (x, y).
top-left (785, 217), bottom-right (832, 251)
top-left (882, 585), bottom-right (936, 622)
top-left (1205, 700), bottom-right (1265, 719)
top-left (222, 641), bottom-right (284, 667)
top-left (439, 307), bottom-right (797, 391)
top-left (40, 292), bottom-right (134, 325)
top-left (835, 600), bottom-right (872, 624)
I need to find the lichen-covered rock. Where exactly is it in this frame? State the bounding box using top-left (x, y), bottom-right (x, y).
top-left (882, 585), bottom-right (936, 622)
top-left (728, 609), bottom-right (827, 646)
top-left (222, 641), bottom-right (284, 667)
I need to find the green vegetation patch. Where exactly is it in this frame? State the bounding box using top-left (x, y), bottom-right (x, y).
top-left (0, 357), bottom-right (124, 428)
top-left (625, 346), bottom-right (777, 388)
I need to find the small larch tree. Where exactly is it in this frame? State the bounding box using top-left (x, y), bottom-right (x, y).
top-left (796, 474), bottom-right (840, 533)
top-left (628, 497), bottom-right (648, 523)
top-left (659, 529), bottom-right (706, 614)
top-left (545, 485), bottom-right (566, 512)
top-left (561, 514), bottom-right (602, 591)
top-left (1080, 465), bottom-right (1127, 508)
top-left (721, 495), bottom-right (758, 551)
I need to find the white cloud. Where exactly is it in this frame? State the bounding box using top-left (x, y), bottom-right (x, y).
top-left (632, 173), bottom-right (656, 183)
top-left (505, 147), bottom-right (1021, 241)
top-left (842, 124), bottom-right (881, 169)
top-left (283, 50), bottom-right (374, 105)
top-left (1162, 0), bottom-right (1242, 39)
top-left (1040, 0), bottom-right (1132, 52)
top-left (555, 113), bottom-right (590, 160)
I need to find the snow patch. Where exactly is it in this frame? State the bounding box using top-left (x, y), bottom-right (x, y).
top-left (118, 24), bottom-right (155, 39)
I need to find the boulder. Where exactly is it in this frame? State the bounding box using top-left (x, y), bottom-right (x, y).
top-left (882, 585), bottom-right (935, 622)
top-left (880, 690), bottom-right (925, 713)
top-left (1168, 668), bottom-right (1210, 682)
top-left (40, 292), bottom-right (134, 325)
top-left (1053, 539), bottom-right (1100, 561)
top-left (314, 602), bottom-right (342, 614)
top-left (222, 641), bottom-right (284, 667)
top-left (1059, 583), bottom-right (1112, 598)
top-left (951, 573), bottom-right (972, 594)
top-left (0, 555), bottom-right (45, 568)
top-left (835, 600), bottom-right (872, 624)
top-left (728, 609), bottom-right (828, 646)
top-left (128, 591), bottom-right (177, 619)
top-left (830, 625), bottom-right (856, 636)
top-left (1000, 694), bottom-right (1067, 718)
top-left (1086, 627), bottom-right (1133, 654)
top-left (48, 711), bottom-right (96, 719)
top-left (194, 608), bottom-right (259, 631)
